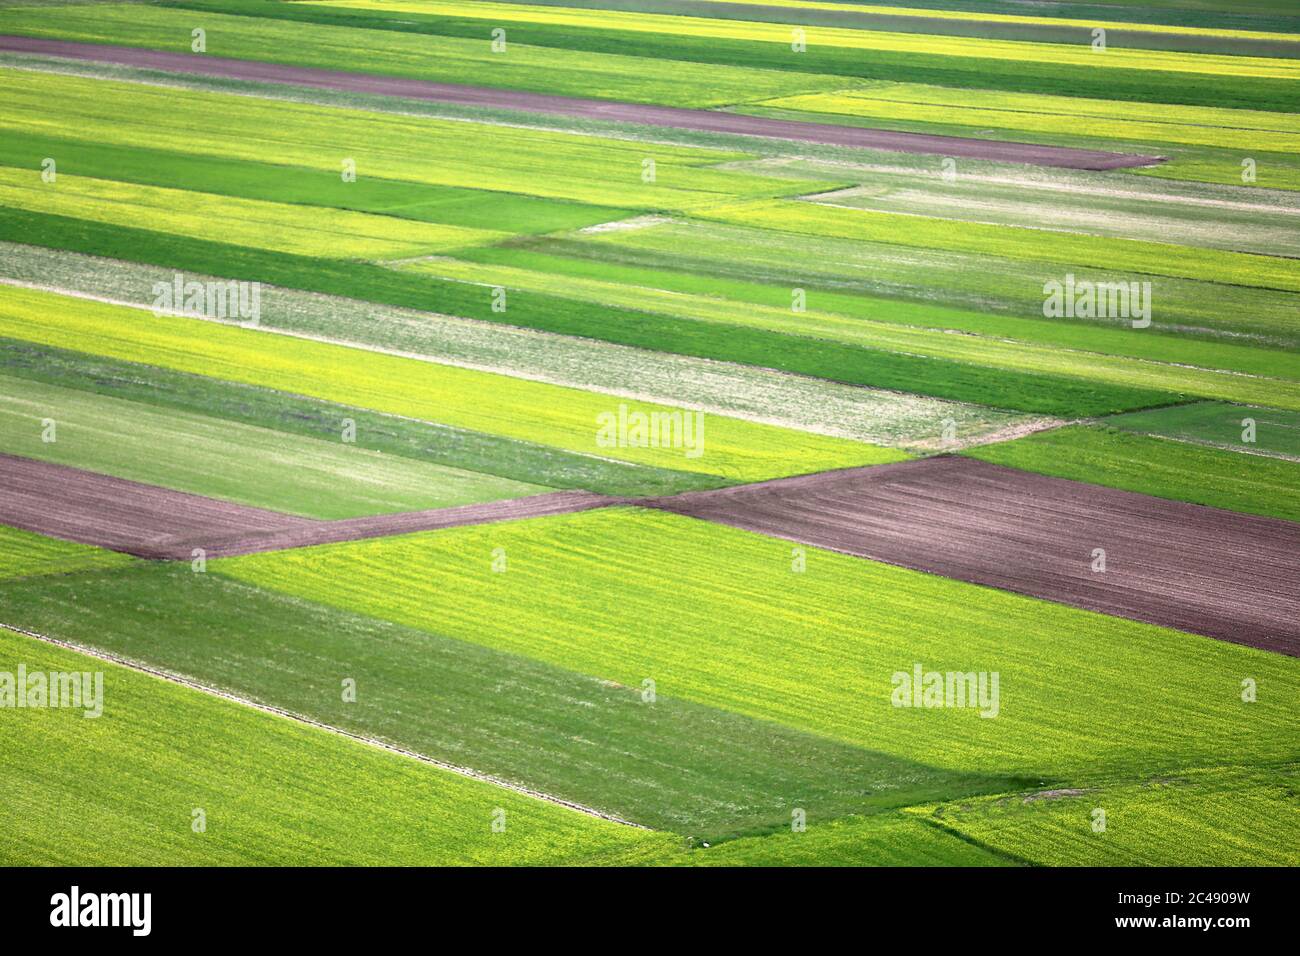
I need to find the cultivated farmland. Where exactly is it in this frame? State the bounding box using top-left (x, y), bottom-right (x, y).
top-left (0, 0), bottom-right (1295, 875)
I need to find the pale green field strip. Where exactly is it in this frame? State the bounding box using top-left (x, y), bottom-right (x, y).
top-left (0, 285), bottom-right (901, 481)
top-left (919, 766), bottom-right (1300, 866)
top-left (0, 244), bottom-right (1035, 450)
top-left (756, 84), bottom-right (1300, 153)
top-left (0, 335), bottom-right (727, 497)
top-left (0, 67), bottom-right (831, 212)
top-left (0, 166), bottom-right (502, 259)
top-left (0, 628), bottom-right (673, 865)
top-left (301, 0), bottom-right (1300, 80)
top-left (679, 810), bottom-right (1009, 865)
top-left (401, 256), bottom-right (1300, 410)
top-left (1107, 401), bottom-right (1300, 460)
top-left (563, 218), bottom-right (1300, 345)
top-left (218, 508), bottom-right (1300, 782)
top-left (0, 562), bottom-right (1026, 842)
top-left (967, 424), bottom-right (1300, 522)
top-left (798, 169), bottom-right (1300, 257)
top-left (1137, 153), bottom-right (1300, 193)
top-left (0, 5), bottom-right (856, 105)
top-left (705, 200), bottom-right (1300, 294)
top-left (0, 523), bottom-right (132, 581)
top-left (0, 374), bottom-right (546, 518)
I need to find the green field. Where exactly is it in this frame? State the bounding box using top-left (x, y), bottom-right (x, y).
top-left (0, 523), bottom-right (133, 581)
top-left (1, 0), bottom-right (1295, 870)
top-left (0, 562), bottom-right (1026, 843)
top-left (0, 373), bottom-right (547, 517)
top-left (214, 509), bottom-right (1300, 781)
top-left (0, 337), bottom-right (731, 497)
top-left (965, 424), bottom-right (1300, 522)
top-left (0, 284), bottom-right (904, 482)
top-left (0, 243), bottom-right (1040, 451)
top-left (1106, 401), bottom-right (1300, 459)
top-left (921, 766), bottom-right (1300, 866)
top-left (0, 627), bottom-right (674, 865)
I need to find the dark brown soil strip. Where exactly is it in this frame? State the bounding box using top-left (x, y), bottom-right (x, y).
top-left (165, 489), bottom-right (620, 559)
top-left (644, 456), bottom-right (1300, 656)
top-left (0, 452), bottom-right (314, 558)
top-left (0, 35), bottom-right (1164, 170)
top-left (0, 453), bottom-right (617, 559)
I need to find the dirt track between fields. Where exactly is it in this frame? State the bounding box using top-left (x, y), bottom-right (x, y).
top-left (645, 456), bottom-right (1300, 656)
top-left (0, 453), bottom-right (617, 560)
top-left (0, 35), bottom-right (1164, 170)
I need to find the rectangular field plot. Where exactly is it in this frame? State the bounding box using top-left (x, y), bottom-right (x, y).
top-left (0, 373), bottom-right (546, 519)
top-left (0, 166), bottom-right (503, 259)
top-left (213, 508), bottom-right (1300, 783)
top-left (0, 6), bottom-right (854, 107)
top-left (1105, 401), bottom-right (1300, 459)
top-left (0, 285), bottom-right (902, 482)
top-left (0, 68), bottom-right (831, 212)
top-left (966, 424), bottom-right (1300, 522)
top-left (0, 628), bottom-right (673, 866)
top-left (920, 766), bottom-right (1300, 866)
top-left (0, 563), bottom-right (1026, 843)
top-left (0, 523), bottom-right (132, 582)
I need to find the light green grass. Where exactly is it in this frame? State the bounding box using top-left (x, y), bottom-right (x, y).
top-left (0, 285), bottom-right (901, 481)
top-left (0, 4), bottom-right (854, 106)
top-left (560, 217), bottom-right (1300, 345)
top-left (0, 243), bottom-right (1038, 452)
top-left (217, 507), bottom-right (1300, 782)
top-left (705, 199), bottom-right (1300, 294)
top-left (0, 628), bottom-right (676, 865)
top-left (758, 84), bottom-right (1300, 153)
top-left (1106, 401), bottom-right (1300, 459)
top-left (966, 424), bottom-right (1300, 522)
top-left (0, 67), bottom-right (833, 213)
top-left (680, 811), bottom-right (1011, 866)
top-left (0, 373), bottom-right (545, 518)
top-left (0, 129), bottom-right (634, 234)
top-left (0, 335), bottom-right (731, 497)
top-left (0, 523), bottom-right (132, 581)
top-left (403, 255), bottom-right (1300, 410)
top-left (0, 563), bottom-right (1025, 843)
top-left (920, 766), bottom-right (1300, 866)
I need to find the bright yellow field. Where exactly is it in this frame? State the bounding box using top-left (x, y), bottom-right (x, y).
top-left (759, 84), bottom-right (1300, 152)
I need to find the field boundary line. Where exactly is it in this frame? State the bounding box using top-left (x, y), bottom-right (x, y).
top-left (0, 35), bottom-right (1165, 170)
top-left (0, 621), bottom-right (650, 829)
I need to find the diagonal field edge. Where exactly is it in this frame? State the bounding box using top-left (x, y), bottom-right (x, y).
top-left (0, 620), bottom-right (647, 827)
top-left (0, 452), bottom-right (623, 559)
top-left (642, 456), bottom-right (1300, 656)
top-left (0, 36), bottom-right (1165, 170)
